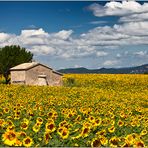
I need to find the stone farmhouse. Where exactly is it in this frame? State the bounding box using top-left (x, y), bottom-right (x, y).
top-left (10, 62), bottom-right (63, 86)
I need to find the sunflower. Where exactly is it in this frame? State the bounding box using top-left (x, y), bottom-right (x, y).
top-left (39, 111), bottom-right (45, 116)
top-left (28, 111), bottom-right (34, 117)
top-left (23, 136), bottom-right (34, 147)
top-left (140, 129), bottom-right (147, 136)
top-left (16, 103), bottom-right (21, 107)
top-left (2, 130), bottom-right (17, 146)
top-left (13, 107), bottom-right (17, 111)
top-left (60, 121), bottom-right (71, 129)
top-left (44, 132), bottom-right (52, 145)
top-left (20, 122), bottom-right (28, 130)
top-left (45, 122), bottom-right (56, 133)
top-left (0, 112), bottom-right (3, 117)
top-left (14, 115), bottom-right (20, 120)
top-left (6, 125), bottom-right (15, 131)
top-left (59, 120), bottom-right (67, 127)
top-left (15, 110), bottom-right (21, 116)
top-left (102, 118), bottom-right (110, 126)
top-left (61, 109), bottom-right (66, 114)
top-left (91, 138), bottom-right (101, 147)
top-left (94, 117), bottom-right (102, 127)
top-left (121, 142), bottom-right (131, 147)
top-left (131, 121), bottom-right (137, 127)
top-left (15, 139), bottom-right (22, 146)
top-left (3, 108), bottom-right (9, 114)
top-left (53, 112), bottom-right (58, 120)
top-left (109, 137), bottom-right (120, 147)
top-left (0, 118), bottom-right (5, 127)
top-left (125, 134), bottom-right (135, 145)
top-left (39, 106), bottom-right (43, 111)
top-left (57, 126), bottom-right (69, 139)
top-left (96, 129), bottom-right (106, 137)
top-left (36, 117), bottom-right (43, 124)
top-left (18, 131), bottom-right (27, 138)
top-left (132, 133), bottom-right (140, 140)
top-left (134, 140), bottom-right (145, 147)
top-left (110, 120), bottom-right (115, 125)
top-left (59, 127), bottom-right (69, 139)
top-left (83, 121), bottom-right (91, 128)
top-left (100, 136), bottom-right (108, 146)
top-left (71, 134), bottom-right (81, 140)
top-left (117, 120), bottom-right (124, 127)
top-left (6, 119), bottom-right (13, 126)
top-left (22, 118), bottom-right (30, 125)
top-left (67, 112), bottom-right (73, 118)
top-left (110, 113), bottom-right (115, 119)
top-left (47, 110), bottom-right (57, 119)
top-left (74, 115), bottom-right (81, 121)
top-left (7, 115), bottom-right (13, 120)
top-left (33, 106), bottom-right (37, 111)
top-left (80, 127), bottom-right (91, 138)
top-left (108, 125), bottom-right (115, 133)
top-left (57, 127), bottom-right (64, 134)
top-left (47, 118), bottom-right (54, 123)
top-left (120, 112), bottom-right (126, 118)
top-left (32, 123), bottom-right (41, 133)
top-left (88, 116), bottom-right (95, 123)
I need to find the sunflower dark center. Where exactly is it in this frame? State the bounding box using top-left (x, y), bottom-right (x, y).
top-left (21, 123), bottom-right (27, 128)
top-left (83, 128), bottom-right (89, 134)
top-left (25, 138), bottom-right (31, 144)
top-left (111, 139), bottom-right (118, 145)
top-left (137, 142), bottom-right (144, 147)
top-left (93, 139), bottom-right (101, 147)
top-left (45, 133), bottom-right (50, 140)
top-left (47, 124), bottom-right (54, 130)
top-left (62, 131), bottom-right (67, 136)
top-left (8, 132), bottom-right (16, 140)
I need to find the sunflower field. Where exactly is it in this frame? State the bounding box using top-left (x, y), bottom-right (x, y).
top-left (0, 74), bottom-right (148, 147)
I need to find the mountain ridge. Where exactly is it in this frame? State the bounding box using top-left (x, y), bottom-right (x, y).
top-left (58, 64), bottom-right (148, 74)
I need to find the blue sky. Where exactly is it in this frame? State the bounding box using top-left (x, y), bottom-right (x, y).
top-left (0, 1), bottom-right (148, 69)
top-left (0, 1), bottom-right (110, 34)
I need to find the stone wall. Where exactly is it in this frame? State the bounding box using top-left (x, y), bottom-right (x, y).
top-left (11, 71), bottom-right (25, 84)
top-left (25, 65), bottom-right (53, 85)
top-left (52, 72), bottom-right (63, 86)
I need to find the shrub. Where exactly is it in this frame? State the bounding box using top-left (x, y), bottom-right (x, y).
top-left (64, 77), bottom-right (76, 87)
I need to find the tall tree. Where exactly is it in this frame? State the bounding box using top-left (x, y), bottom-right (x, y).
top-left (0, 45), bottom-right (33, 84)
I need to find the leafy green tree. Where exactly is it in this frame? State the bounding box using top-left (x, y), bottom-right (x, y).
top-left (0, 45), bottom-right (33, 84)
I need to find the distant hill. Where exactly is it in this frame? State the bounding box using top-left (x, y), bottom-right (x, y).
top-left (58, 64), bottom-right (148, 74)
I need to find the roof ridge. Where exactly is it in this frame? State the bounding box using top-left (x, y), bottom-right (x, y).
top-left (10, 62), bottom-right (39, 70)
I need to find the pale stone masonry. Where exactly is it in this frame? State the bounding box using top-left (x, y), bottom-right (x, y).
top-left (10, 62), bottom-right (63, 86)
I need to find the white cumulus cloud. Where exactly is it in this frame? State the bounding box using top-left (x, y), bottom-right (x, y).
top-left (134, 51), bottom-right (148, 57)
top-left (96, 51), bottom-right (108, 57)
top-left (0, 23), bottom-right (148, 61)
top-left (88, 1), bottom-right (148, 17)
top-left (119, 12), bottom-right (148, 22)
top-left (103, 60), bottom-right (118, 66)
top-left (52, 30), bottom-right (73, 40)
top-left (0, 33), bottom-right (16, 44)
